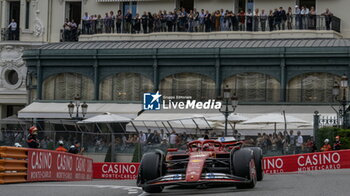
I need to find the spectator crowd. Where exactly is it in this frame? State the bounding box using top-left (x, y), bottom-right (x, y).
top-left (252, 130), bottom-right (315, 155)
top-left (1, 125), bottom-right (343, 157)
top-left (61, 6), bottom-right (335, 41)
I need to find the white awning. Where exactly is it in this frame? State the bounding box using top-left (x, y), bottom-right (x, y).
top-left (126, 105), bottom-right (337, 135)
top-left (18, 102), bottom-right (142, 119)
top-left (79, 112), bottom-right (131, 123)
top-left (96, 0), bottom-right (154, 2)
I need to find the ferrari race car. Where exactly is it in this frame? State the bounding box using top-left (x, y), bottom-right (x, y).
top-left (137, 139), bottom-right (263, 193)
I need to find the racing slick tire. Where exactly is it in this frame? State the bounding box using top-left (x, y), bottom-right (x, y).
top-left (245, 147), bottom-right (264, 181)
top-left (138, 152), bottom-right (164, 193)
top-left (231, 148), bottom-right (257, 189)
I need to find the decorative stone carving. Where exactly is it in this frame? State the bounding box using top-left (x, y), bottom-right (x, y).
top-left (1, 67), bottom-right (23, 90)
top-left (0, 45), bottom-right (26, 89)
top-left (32, 0), bottom-right (39, 9)
top-left (33, 10), bottom-right (44, 37)
top-left (0, 45), bottom-right (24, 67)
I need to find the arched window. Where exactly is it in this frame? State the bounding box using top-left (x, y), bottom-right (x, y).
top-left (100, 73), bottom-right (153, 101)
top-left (42, 73), bottom-right (94, 100)
top-left (222, 72), bottom-right (280, 102)
top-left (288, 73), bottom-right (340, 103)
top-left (159, 73), bottom-right (215, 100)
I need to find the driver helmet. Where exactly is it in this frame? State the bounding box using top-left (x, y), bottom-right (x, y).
top-left (324, 139), bottom-right (329, 143)
top-left (29, 126), bottom-right (38, 135)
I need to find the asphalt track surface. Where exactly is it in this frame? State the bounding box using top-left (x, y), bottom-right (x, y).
top-left (2, 169), bottom-right (350, 196)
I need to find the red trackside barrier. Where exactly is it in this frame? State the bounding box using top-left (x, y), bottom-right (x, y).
top-left (27, 149), bottom-right (93, 181)
top-left (93, 150), bottom-right (350, 180)
top-left (263, 150), bottom-right (350, 174)
top-left (93, 162), bottom-right (139, 180)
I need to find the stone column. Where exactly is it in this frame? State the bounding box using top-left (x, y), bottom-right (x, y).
top-left (1, 1), bottom-right (7, 28)
top-left (215, 49), bottom-right (221, 97)
top-left (280, 53), bottom-right (286, 102)
top-left (36, 51), bottom-right (42, 100)
top-left (215, 58), bottom-right (221, 97)
top-left (20, 0), bottom-right (26, 30)
top-left (93, 54), bottom-right (99, 100)
top-left (153, 55), bottom-right (158, 92)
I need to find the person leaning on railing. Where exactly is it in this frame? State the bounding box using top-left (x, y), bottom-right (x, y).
top-left (116, 10), bottom-right (123, 33)
top-left (110, 11), bottom-right (116, 33)
top-left (103, 13), bottom-right (110, 33)
top-left (322, 8), bottom-right (333, 30)
top-left (70, 20), bottom-right (78, 41)
top-left (125, 10), bottom-right (133, 33)
top-left (7, 18), bottom-right (17, 40)
top-left (268, 10), bottom-right (274, 31)
top-left (259, 9), bottom-right (267, 31)
top-left (286, 7), bottom-right (293, 30)
top-left (133, 13), bottom-right (141, 34)
top-left (95, 15), bottom-right (103, 34)
top-left (82, 12), bottom-right (90, 34)
top-left (63, 18), bottom-right (71, 41)
top-left (309, 6), bottom-right (317, 30)
top-left (279, 7), bottom-right (287, 30)
top-left (253, 8), bottom-right (259, 31)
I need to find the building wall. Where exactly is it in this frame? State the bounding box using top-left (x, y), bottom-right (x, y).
top-left (84, 1), bottom-right (120, 16)
top-left (254, 0), bottom-right (295, 12)
top-left (195, 0), bottom-right (235, 12)
top-left (137, 0), bottom-right (175, 14)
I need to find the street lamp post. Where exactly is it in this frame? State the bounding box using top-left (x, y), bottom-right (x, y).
top-left (332, 74), bottom-right (349, 128)
top-left (219, 86), bottom-right (238, 136)
top-left (67, 95), bottom-right (88, 120)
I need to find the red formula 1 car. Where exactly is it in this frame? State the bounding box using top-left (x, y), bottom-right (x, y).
top-left (137, 139), bottom-right (263, 193)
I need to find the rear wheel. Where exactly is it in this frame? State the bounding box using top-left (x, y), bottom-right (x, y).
top-left (231, 148), bottom-right (257, 189)
top-left (137, 152), bottom-right (164, 193)
top-left (245, 147), bottom-right (264, 181)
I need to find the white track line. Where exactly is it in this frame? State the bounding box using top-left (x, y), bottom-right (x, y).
top-left (6, 183), bottom-right (146, 195)
top-left (5, 184), bottom-right (142, 189)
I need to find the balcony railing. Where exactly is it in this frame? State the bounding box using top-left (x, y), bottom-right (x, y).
top-left (2, 14), bottom-right (339, 42)
top-left (60, 14), bottom-right (341, 42)
top-left (1, 28), bottom-right (20, 41)
top-left (60, 28), bottom-right (80, 42)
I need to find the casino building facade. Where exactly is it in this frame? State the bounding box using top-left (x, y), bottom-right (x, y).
top-left (23, 38), bottom-right (349, 105)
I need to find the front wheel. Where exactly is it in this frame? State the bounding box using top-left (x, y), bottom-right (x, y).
top-left (245, 147), bottom-right (264, 181)
top-left (231, 148), bottom-right (257, 189)
top-left (137, 152), bottom-right (164, 193)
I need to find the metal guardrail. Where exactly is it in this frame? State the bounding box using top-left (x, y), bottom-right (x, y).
top-left (0, 28), bottom-right (20, 41)
top-left (57, 14), bottom-right (342, 42)
top-left (60, 28), bottom-right (81, 42)
top-left (318, 115), bottom-right (339, 128)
